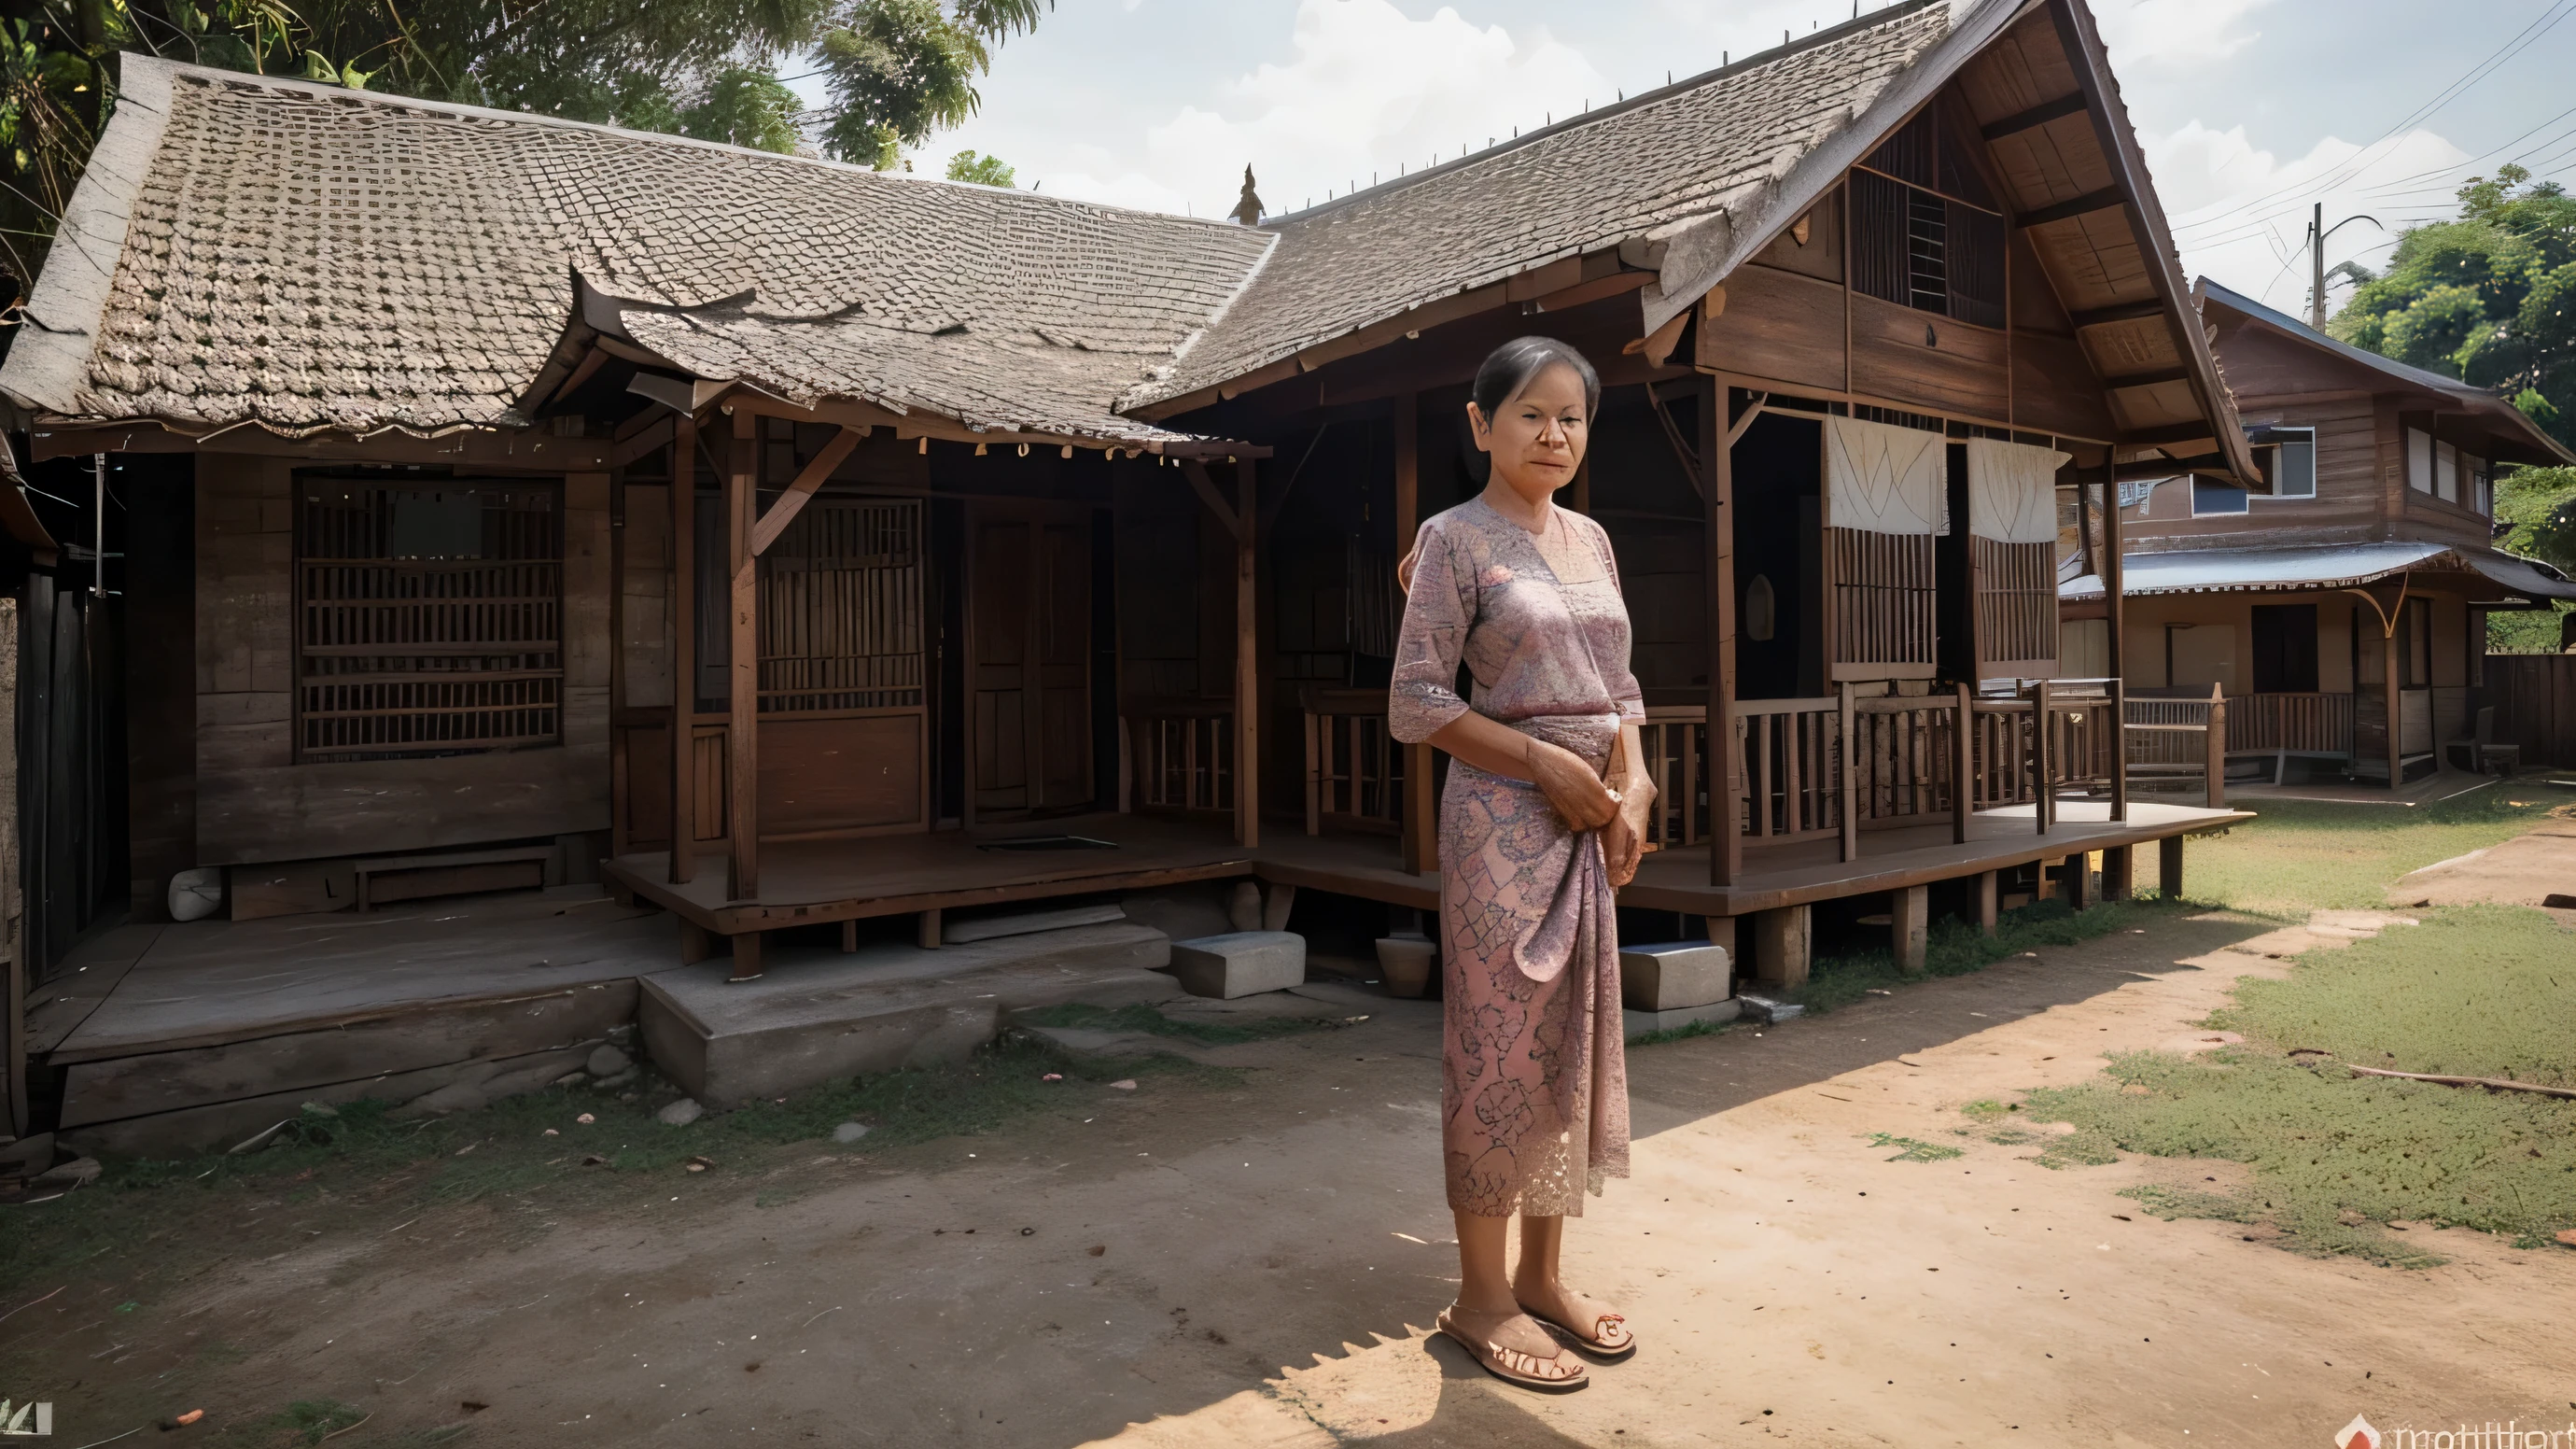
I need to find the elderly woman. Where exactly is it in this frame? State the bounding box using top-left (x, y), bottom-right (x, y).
top-left (1389, 336), bottom-right (1654, 1392)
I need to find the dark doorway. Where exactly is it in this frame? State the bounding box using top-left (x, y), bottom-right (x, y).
top-left (2249, 604), bottom-right (2318, 694)
top-left (967, 502), bottom-right (1092, 818)
top-left (1729, 410), bottom-right (1823, 701)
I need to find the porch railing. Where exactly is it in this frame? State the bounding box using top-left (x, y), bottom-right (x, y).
top-left (1127, 698), bottom-right (1233, 815)
top-left (1300, 687), bottom-right (1405, 836)
top-left (2122, 684), bottom-right (2226, 809)
top-left (2222, 691), bottom-right (2352, 756)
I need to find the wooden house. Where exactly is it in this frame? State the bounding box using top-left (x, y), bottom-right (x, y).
top-left (2060, 278), bottom-right (2576, 787)
top-left (1, 0), bottom-right (2265, 1151)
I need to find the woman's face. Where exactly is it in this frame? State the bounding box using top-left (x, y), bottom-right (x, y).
top-left (1468, 361), bottom-right (1589, 498)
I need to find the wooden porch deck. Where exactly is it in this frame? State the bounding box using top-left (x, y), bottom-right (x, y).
top-left (604, 798), bottom-right (2252, 943)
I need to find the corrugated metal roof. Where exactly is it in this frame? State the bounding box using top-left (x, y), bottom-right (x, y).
top-left (2061, 541), bottom-right (2576, 600)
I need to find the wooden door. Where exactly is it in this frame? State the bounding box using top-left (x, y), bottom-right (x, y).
top-left (969, 503), bottom-right (1092, 817)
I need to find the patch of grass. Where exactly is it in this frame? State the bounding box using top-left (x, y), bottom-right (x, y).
top-left (2005, 907), bottom-right (2576, 1265)
top-left (245, 1400), bottom-right (369, 1446)
top-left (1865, 1132), bottom-right (1964, 1162)
top-left (1015, 1001), bottom-right (1339, 1046)
top-left (1, 1034), bottom-right (1216, 1294)
top-left (1790, 894), bottom-right (2187, 1015)
top-left (2187, 782), bottom-right (2576, 917)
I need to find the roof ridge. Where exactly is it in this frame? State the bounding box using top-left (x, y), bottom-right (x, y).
top-left (1261, 0), bottom-right (1948, 227)
top-left (117, 52), bottom-right (1266, 237)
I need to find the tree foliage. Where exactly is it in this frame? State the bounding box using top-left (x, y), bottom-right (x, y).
top-left (2330, 165), bottom-right (2576, 446)
top-left (0, 0), bottom-right (1049, 307)
top-left (944, 148), bottom-right (1011, 187)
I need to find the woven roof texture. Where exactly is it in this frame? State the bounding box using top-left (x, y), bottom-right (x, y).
top-left (1130, 2), bottom-right (1956, 407)
top-left (12, 57), bottom-right (1272, 442)
top-left (10, 4), bottom-right (1967, 440)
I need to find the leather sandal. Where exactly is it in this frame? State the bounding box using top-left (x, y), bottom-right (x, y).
top-left (1519, 1300), bottom-right (1637, 1360)
top-left (1436, 1304), bottom-right (1589, 1392)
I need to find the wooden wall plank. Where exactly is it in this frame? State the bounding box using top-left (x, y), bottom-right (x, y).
top-left (1695, 264), bottom-right (1848, 393)
top-left (1849, 294), bottom-right (2009, 418)
top-left (195, 744), bottom-right (612, 865)
top-left (2009, 331), bottom-right (2115, 438)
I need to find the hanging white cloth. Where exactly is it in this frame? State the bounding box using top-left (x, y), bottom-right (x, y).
top-left (1967, 437), bottom-right (2071, 543)
top-left (1823, 415), bottom-right (1946, 536)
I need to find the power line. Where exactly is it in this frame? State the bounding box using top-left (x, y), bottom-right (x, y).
top-left (2171, 0), bottom-right (2576, 239)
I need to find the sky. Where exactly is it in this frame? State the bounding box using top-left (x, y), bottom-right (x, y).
top-left (788, 0), bottom-right (2576, 321)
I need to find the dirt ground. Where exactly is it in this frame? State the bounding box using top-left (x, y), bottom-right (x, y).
top-left (8, 907), bottom-right (2576, 1448)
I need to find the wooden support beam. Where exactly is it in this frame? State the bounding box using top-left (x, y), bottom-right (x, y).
top-left (1952, 681), bottom-right (1974, 845)
top-left (1704, 377), bottom-right (1742, 886)
top-left (747, 426), bottom-right (866, 556)
top-left (1981, 91), bottom-right (2087, 141)
top-left (1394, 395), bottom-right (1437, 878)
top-left (611, 415), bottom-right (676, 469)
top-left (2111, 453), bottom-right (2229, 482)
top-left (669, 412), bottom-right (698, 887)
top-left (2105, 457), bottom-right (2127, 823)
top-left (2103, 844), bottom-right (2134, 900)
top-left (1892, 885), bottom-right (1928, 975)
top-left (2017, 187), bottom-right (2126, 229)
top-left (730, 930), bottom-right (763, 984)
top-left (917, 909), bottom-right (941, 950)
top-left (1235, 457), bottom-right (1261, 851)
top-left (2033, 679), bottom-right (2053, 837)
top-left (2064, 852), bottom-right (2093, 910)
top-left (679, 920), bottom-right (718, 966)
top-left (1976, 870), bottom-right (1999, 936)
top-left (2205, 687), bottom-right (2229, 809)
top-left (1755, 906), bottom-right (1811, 991)
top-left (2035, 854), bottom-right (2062, 902)
top-left (1701, 916), bottom-right (1738, 977)
top-left (725, 408), bottom-right (762, 915)
top-left (1179, 458), bottom-right (1244, 542)
top-left (1522, 271), bottom-right (1654, 315)
top-left (2384, 630), bottom-right (2402, 792)
top-left (1838, 682), bottom-right (1859, 865)
top-left (2068, 299), bottom-right (2167, 330)
top-left (2159, 834), bottom-right (2185, 901)
top-left (843, 919), bottom-right (861, 953)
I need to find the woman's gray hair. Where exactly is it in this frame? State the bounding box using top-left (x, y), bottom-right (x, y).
top-left (1472, 336), bottom-right (1601, 421)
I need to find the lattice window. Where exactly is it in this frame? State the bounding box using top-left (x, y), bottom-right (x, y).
top-left (756, 499), bottom-right (925, 713)
top-left (297, 477), bottom-right (563, 760)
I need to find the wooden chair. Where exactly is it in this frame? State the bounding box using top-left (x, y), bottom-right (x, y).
top-left (2444, 707), bottom-right (2522, 776)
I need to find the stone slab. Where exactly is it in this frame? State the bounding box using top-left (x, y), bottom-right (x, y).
top-left (639, 922), bottom-right (1173, 1107)
top-left (1624, 999), bottom-right (1743, 1039)
top-left (1617, 939), bottom-right (1731, 1011)
top-left (1168, 932), bottom-right (1305, 1000)
top-left (944, 901), bottom-right (1127, 944)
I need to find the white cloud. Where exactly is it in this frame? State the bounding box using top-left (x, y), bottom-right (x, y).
top-left (986, 0), bottom-right (1614, 218)
top-left (2141, 120), bottom-right (2472, 317)
top-left (2092, 0), bottom-right (2276, 69)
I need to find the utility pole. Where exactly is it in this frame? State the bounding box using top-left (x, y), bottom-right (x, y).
top-left (2310, 202), bottom-right (2327, 330)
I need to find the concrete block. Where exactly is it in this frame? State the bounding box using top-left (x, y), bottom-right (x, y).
top-left (1624, 999), bottom-right (1742, 1039)
top-left (1618, 940), bottom-right (1731, 1011)
top-left (1169, 931), bottom-right (1305, 1000)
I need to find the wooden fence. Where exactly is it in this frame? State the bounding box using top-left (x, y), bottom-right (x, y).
top-left (2485, 654), bottom-right (2576, 766)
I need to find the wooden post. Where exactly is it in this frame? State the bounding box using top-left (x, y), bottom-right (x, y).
top-left (2031, 678), bottom-right (2052, 837)
top-left (917, 908), bottom-right (941, 950)
top-left (1892, 884), bottom-right (1928, 974)
top-left (2109, 675), bottom-right (2128, 823)
top-left (1394, 395), bottom-right (1436, 877)
top-left (1303, 709), bottom-right (1321, 837)
top-left (2382, 628), bottom-right (2401, 791)
top-left (2103, 843), bottom-right (2134, 900)
top-left (1976, 869), bottom-right (1999, 936)
top-left (1701, 914), bottom-right (1738, 971)
top-left (1236, 457), bottom-right (1261, 850)
top-left (2036, 854), bottom-right (2062, 902)
top-left (2102, 457), bottom-right (2124, 685)
top-left (1754, 905), bottom-right (1811, 991)
top-left (669, 412), bottom-right (697, 886)
top-left (726, 408), bottom-right (761, 921)
top-left (1703, 376), bottom-right (1742, 886)
top-left (2159, 833), bottom-right (2185, 900)
top-left (2065, 851), bottom-right (2093, 909)
top-left (1952, 680), bottom-right (1973, 844)
top-left (2205, 684), bottom-right (2228, 809)
top-left (843, 920), bottom-right (861, 953)
top-left (1837, 681), bottom-right (1858, 864)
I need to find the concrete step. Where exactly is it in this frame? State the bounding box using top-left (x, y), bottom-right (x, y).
top-left (637, 921), bottom-right (1176, 1107)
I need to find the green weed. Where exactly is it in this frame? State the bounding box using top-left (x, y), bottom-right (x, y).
top-left (2185, 783), bottom-right (2576, 917)
top-left (1866, 1132), bottom-right (1964, 1162)
top-left (1628, 1016), bottom-right (1738, 1048)
top-left (1791, 894), bottom-right (2187, 1015)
